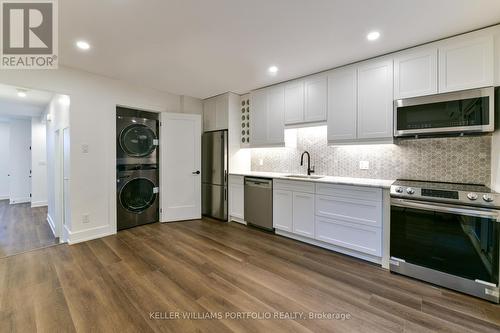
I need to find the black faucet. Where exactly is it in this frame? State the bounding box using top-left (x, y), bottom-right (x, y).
top-left (300, 151), bottom-right (315, 176)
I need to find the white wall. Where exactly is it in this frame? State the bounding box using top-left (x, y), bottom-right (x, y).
top-left (0, 66), bottom-right (183, 244)
top-left (9, 119), bottom-right (31, 204)
top-left (31, 117), bottom-right (48, 207)
top-left (0, 122), bottom-right (9, 200)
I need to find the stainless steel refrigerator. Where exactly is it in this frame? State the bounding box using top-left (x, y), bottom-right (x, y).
top-left (202, 130), bottom-right (228, 220)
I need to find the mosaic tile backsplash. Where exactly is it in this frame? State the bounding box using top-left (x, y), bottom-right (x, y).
top-left (250, 126), bottom-right (491, 185)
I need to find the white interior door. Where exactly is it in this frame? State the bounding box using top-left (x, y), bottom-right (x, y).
top-left (160, 113), bottom-right (201, 222)
top-left (62, 127), bottom-right (70, 242)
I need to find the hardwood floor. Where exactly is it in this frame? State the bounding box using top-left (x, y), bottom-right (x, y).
top-left (0, 200), bottom-right (58, 258)
top-left (0, 218), bottom-right (499, 332)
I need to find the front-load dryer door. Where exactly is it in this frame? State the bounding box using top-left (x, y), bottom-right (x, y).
top-left (119, 177), bottom-right (157, 213)
top-left (119, 124), bottom-right (158, 163)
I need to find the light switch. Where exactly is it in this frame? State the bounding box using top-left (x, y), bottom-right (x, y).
top-left (359, 161), bottom-right (370, 170)
top-left (81, 144), bottom-right (89, 153)
top-left (259, 159), bottom-right (264, 166)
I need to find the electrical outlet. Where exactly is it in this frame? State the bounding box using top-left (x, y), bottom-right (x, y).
top-left (259, 158), bottom-right (264, 166)
top-left (359, 161), bottom-right (370, 170)
top-left (82, 214), bottom-right (90, 224)
top-left (81, 144), bottom-right (89, 154)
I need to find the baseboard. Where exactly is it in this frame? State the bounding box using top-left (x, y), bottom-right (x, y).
top-left (66, 225), bottom-right (115, 245)
top-left (10, 197), bottom-right (30, 204)
top-left (47, 214), bottom-right (56, 237)
top-left (275, 229), bottom-right (382, 266)
top-left (0, 195), bottom-right (9, 200)
top-left (229, 216), bottom-right (246, 225)
top-left (31, 200), bottom-right (48, 208)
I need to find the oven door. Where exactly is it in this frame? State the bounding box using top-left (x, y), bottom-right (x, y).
top-left (394, 87), bottom-right (494, 137)
top-left (390, 198), bottom-right (500, 302)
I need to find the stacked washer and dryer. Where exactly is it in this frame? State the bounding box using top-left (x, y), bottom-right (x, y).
top-left (116, 107), bottom-right (160, 230)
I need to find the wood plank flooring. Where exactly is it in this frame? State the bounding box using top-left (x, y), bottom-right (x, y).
top-left (1, 218), bottom-right (499, 332)
top-left (0, 200), bottom-right (58, 258)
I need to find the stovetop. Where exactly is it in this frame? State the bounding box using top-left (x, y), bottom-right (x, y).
top-left (390, 179), bottom-right (500, 208)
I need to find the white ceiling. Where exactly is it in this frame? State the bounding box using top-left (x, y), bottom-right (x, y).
top-left (0, 84), bottom-right (53, 118)
top-left (59, 0), bottom-right (500, 99)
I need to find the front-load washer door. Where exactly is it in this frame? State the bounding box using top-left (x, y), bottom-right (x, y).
top-left (119, 124), bottom-right (158, 159)
top-left (119, 177), bottom-right (157, 213)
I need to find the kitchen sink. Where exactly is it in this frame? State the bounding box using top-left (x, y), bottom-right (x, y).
top-left (283, 175), bottom-right (324, 180)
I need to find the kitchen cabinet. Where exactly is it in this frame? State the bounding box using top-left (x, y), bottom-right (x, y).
top-left (273, 189), bottom-right (293, 232)
top-left (495, 33), bottom-right (500, 86)
top-left (438, 35), bottom-right (494, 93)
top-left (304, 75), bottom-right (327, 123)
top-left (273, 180), bottom-right (314, 235)
top-left (228, 175), bottom-right (245, 223)
top-left (393, 48), bottom-right (438, 99)
top-left (292, 192), bottom-right (315, 238)
top-left (249, 86), bottom-right (285, 147)
top-left (203, 94), bottom-right (229, 131)
top-left (284, 81), bottom-right (305, 125)
top-left (327, 66), bottom-right (357, 142)
top-left (357, 59), bottom-right (394, 140)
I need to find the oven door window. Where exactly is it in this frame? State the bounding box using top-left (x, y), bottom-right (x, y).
top-left (396, 96), bottom-right (490, 131)
top-left (391, 206), bottom-right (499, 285)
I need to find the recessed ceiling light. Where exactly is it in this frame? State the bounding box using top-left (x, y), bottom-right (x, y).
top-left (76, 40), bottom-right (90, 50)
top-left (17, 89), bottom-right (27, 98)
top-left (268, 65), bottom-right (278, 75)
top-left (367, 31), bottom-right (380, 41)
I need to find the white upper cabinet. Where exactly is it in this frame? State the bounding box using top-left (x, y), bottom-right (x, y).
top-left (438, 35), bottom-right (494, 93)
top-left (327, 66), bottom-right (357, 142)
top-left (304, 75), bottom-right (328, 123)
top-left (357, 59), bottom-right (394, 140)
top-left (249, 86), bottom-right (285, 147)
top-left (394, 48), bottom-right (438, 99)
top-left (203, 94), bottom-right (229, 131)
top-left (284, 81), bottom-right (305, 125)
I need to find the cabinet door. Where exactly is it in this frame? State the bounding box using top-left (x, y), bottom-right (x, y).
top-left (284, 81), bottom-right (305, 124)
top-left (494, 33), bottom-right (500, 86)
top-left (249, 89), bottom-right (267, 147)
top-left (203, 98), bottom-right (216, 132)
top-left (266, 86), bottom-right (285, 145)
top-left (357, 59), bottom-right (394, 139)
top-left (439, 35), bottom-right (494, 93)
top-left (304, 75), bottom-right (327, 122)
top-left (229, 183), bottom-right (244, 220)
top-left (273, 190), bottom-right (293, 232)
top-left (292, 192), bottom-right (315, 238)
top-left (327, 67), bottom-right (357, 142)
top-left (215, 94), bottom-right (228, 130)
top-left (394, 48), bottom-right (438, 99)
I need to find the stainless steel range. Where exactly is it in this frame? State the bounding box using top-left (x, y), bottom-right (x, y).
top-left (390, 179), bottom-right (500, 303)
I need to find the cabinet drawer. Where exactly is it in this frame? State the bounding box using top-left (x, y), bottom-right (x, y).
top-left (229, 175), bottom-right (244, 185)
top-left (315, 216), bottom-right (382, 256)
top-left (274, 179), bottom-right (315, 193)
top-left (315, 194), bottom-right (382, 228)
top-left (315, 183), bottom-right (382, 201)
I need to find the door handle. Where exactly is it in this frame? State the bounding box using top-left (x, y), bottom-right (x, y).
top-left (192, 170), bottom-right (200, 175)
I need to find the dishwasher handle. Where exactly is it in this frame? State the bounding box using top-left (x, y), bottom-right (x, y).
top-left (245, 177), bottom-right (272, 188)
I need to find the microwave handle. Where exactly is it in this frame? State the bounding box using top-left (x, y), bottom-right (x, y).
top-left (392, 199), bottom-right (500, 221)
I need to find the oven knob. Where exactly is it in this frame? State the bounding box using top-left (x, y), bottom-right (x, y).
top-left (483, 194), bottom-right (494, 203)
top-left (467, 193), bottom-right (478, 201)
top-left (406, 187), bottom-right (415, 195)
top-left (395, 187), bottom-right (404, 193)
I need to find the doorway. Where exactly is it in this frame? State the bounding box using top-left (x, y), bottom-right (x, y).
top-left (0, 83), bottom-right (70, 257)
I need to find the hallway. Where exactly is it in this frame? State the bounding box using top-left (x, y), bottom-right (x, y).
top-left (0, 200), bottom-right (58, 258)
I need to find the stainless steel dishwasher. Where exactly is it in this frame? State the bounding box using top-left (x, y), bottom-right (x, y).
top-left (244, 177), bottom-right (273, 231)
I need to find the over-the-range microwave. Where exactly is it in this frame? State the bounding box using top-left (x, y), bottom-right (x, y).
top-left (394, 87), bottom-right (495, 138)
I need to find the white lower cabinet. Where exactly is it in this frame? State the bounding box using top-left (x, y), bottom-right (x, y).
top-left (273, 179), bottom-right (384, 264)
top-left (273, 189), bottom-right (293, 232)
top-left (273, 180), bottom-right (314, 235)
top-left (228, 175), bottom-right (245, 223)
top-left (292, 192), bottom-right (315, 238)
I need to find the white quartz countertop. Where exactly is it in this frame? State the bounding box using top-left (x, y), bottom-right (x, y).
top-left (229, 171), bottom-right (394, 189)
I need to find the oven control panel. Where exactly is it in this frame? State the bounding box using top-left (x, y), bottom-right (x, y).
top-left (390, 180), bottom-right (500, 208)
